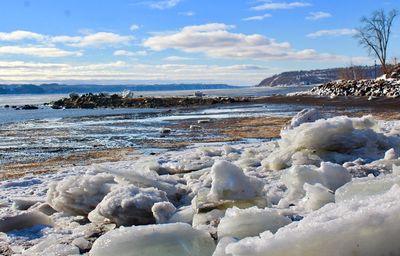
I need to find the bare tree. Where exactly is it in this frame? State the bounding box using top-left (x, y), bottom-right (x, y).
top-left (355, 9), bottom-right (398, 74)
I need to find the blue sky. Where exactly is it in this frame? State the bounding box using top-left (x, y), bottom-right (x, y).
top-left (0, 0), bottom-right (398, 85)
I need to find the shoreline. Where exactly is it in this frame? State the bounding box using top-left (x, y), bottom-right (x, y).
top-left (3, 107), bottom-right (400, 181)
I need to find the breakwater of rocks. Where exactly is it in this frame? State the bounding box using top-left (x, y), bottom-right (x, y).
top-left (50, 93), bottom-right (250, 109)
top-left (310, 66), bottom-right (400, 98)
top-left (310, 78), bottom-right (400, 98)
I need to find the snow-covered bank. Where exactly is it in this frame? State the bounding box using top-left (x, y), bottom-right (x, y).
top-left (2, 109), bottom-right (400, 255)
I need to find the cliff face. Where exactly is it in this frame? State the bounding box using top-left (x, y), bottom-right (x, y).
top-left (257, 66), bottom-right (381, 87)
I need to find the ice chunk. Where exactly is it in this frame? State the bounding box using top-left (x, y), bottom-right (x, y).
top-left (218, 207), bottom-right (291, 239)
top-left (0, 211), bottom-right (53, 233)
top-left (279, 162), bottom-right (351, 208)
top-left (96, 164), bottom-right (183, 201)
top-left (213, 237), bottom-right (238, 256)
top-left (335, 173), bottom-right (400, 202)
top-left (88, 185), bottom-right (168, 226)
top-left (168, 205), bottom-right (195, 224)
top-left (72, 237), bottom-right (90, 251)
top-left (384, 148), bottom-right (398, 160)
top-left (193, 209), bottom-right (225, 230)
top-left (152, 201), bottom-right (176, 224)
top-left (208, 160), bottom-right (265, 201)
top-left (22, 236), bottom-right (79, 256)
top-left (47, 173), bottom-right (117, 216)
top-left (226, 185), bottom-right (400, 256)
top-left (90, 223), bottom-right (216, 256)
top-left (12, 197), bottom-right (44, 211)
top-left (194, 187), bottom-right (268, 213)
top-left (286, 108), bottom-right (321, 129)
top-left (263, 116), bottom-right (396, 170)
top-left (300, 183), bottom-right (334, 210)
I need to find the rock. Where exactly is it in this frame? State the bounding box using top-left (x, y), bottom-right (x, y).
top-left (190, 125), bottom-right (202, 130)
top-left (20, 105), bottom-right (39, 110)
top-left (309, 72), bottom-right (400, 98)
top-left (198, 119), bottom-right (211, 124)
top-left (160, 128), bottom-right (172, 134)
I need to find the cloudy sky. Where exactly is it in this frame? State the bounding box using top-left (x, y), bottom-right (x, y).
top-left (0, 0), bottom-right (399, 85)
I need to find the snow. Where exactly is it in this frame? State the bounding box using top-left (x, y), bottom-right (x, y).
top-left (90, 223), bottom-right (216, 256)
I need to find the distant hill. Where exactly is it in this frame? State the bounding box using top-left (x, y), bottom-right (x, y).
top-left (0, 83), bottom-right (240, 95)
top-left (257, 66), bottom-right (382, 87)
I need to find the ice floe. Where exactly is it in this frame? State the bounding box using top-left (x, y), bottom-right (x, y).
top-left (90, 223), bottom-right (216, 256)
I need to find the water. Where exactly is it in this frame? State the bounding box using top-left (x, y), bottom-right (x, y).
top-left (0, 87), bottom-right (311, 165)
top-left (0, 85), bottom-right (311, 107)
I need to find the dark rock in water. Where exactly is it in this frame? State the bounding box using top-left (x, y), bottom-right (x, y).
top-left (69, 93), bottom-right (79, 99)
top-left (50, 92), bottom-right (250, 109)
top-left (51, 105), bottom-right (63, 109)
top-left (20, 105), bottom-right (39, 110)
top-left (4, 105), bottom-right (9, 108)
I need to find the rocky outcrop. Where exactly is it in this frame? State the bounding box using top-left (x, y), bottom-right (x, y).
top-left (309, 78), bottom-right (400, 98)
top-left (51, 93), bottom-right (250, 109)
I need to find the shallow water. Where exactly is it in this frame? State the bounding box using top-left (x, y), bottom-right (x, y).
top-left (0, 87), bottom-right (314, 165)
top-left (0, 103), bottom-right (305, 165)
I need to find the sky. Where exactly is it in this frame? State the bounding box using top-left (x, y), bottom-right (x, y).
top-left (0, 0), bottom-right (399, 85)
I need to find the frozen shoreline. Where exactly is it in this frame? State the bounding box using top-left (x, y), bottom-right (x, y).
top-left (2, 108), bottom-right (400, 255)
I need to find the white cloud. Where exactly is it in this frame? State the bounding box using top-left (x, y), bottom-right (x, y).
top-left (306, 11), bottom-right (332, 20)
top-left (68, 32), bottom-right (133, 47)
top-left (149, 0), bottom-right (181, 9)
top-left (50, 35), bottom-right (82, 44)
top-left (130, 24), bottom-right (140, 31)
top-left (0, 58), bottom-right (374, 85)
top-left (179, 11), bottom-right (195, 16)
top-left (243, 14), bottom-right (272, 21)
top-left (0, 46), bottom-right (82, 57)
top-left (163, 56), bottom-right (193, 61)
top-left (0, 30), bottom-right (133, 48)
top-left (252, 1), bottom-right (311, 11)
top-left (0, 60), bottom-right (273, 85)
top-left (307, 28), bottom-right (357, 38)
top-left (113, 50), bottom-right (148, 56)
top-left (0, 30), bottom-right (46, 41)
top-left (143, 23), bottom-right (351, 61)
